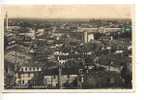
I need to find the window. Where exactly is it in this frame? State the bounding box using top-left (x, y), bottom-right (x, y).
top-left (21, 80), bottom-right (25, 84)
top-left (33, 68), bottom-right (35, 71)
top-left (21, 68), bottom-right (23, 72)
top-left (29, 67), bottom-right (32, 71)
top-left (23, 67), bottom-right (25, 72)
top-left (25, 67), bottom-right (27, 71)
top-left (23, 80), bottom-right (25, 84)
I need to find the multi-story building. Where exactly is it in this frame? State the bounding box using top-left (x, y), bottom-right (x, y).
top-left (15, 66), bottom-right (42, 86)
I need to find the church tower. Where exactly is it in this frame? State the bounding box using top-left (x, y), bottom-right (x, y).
top-left (4, 11), bottom-right (8, 31)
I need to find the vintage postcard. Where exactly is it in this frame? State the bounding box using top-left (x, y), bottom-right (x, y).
top-left (0, 5), bottom-right (135, 92)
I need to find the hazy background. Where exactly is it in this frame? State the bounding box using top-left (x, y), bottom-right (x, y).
top-left (3, 5), bottom-right (133, 19)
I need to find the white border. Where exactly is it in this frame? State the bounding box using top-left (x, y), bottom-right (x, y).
top-left (0, 4), bottom-right (135, 93)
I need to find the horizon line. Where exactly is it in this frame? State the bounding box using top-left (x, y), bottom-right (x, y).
top-left (8, 17), bottom-right (131, 20)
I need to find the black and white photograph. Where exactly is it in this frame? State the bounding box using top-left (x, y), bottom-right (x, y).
top-left (2, 5), bottom-right (133, 90)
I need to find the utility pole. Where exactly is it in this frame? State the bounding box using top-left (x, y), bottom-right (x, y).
top-left (57, 54), bottom-right (62, 89)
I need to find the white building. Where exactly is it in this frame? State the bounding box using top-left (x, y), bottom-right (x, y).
top-left (84, 31), bottom-right (94, 43)
top-left (15, 67), bottom-right (42, 85)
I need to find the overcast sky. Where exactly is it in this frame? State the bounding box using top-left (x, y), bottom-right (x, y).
top-left (3, 5), bottom-right (133, 19)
